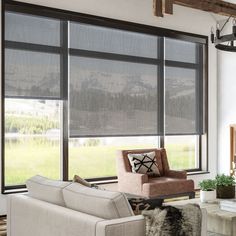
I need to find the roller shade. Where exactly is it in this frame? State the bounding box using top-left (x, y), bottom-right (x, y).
top-left (165, 67), bottom-right (198, 135)
top-left (69, 22), bottom-right (161, 137)
top-left (165, 38), bottom-right (203, 135)
top-left (5, 12), bottom-right (61, 99)
top-left (69, 56), bottom-right (159, 137)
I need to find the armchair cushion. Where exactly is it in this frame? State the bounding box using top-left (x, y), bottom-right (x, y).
top-left (142, 177), bottom-right (194, 198)
top-left (127, 151), bottom-right (160, 177)
top-left (165, 170), bottom-right (187, 179)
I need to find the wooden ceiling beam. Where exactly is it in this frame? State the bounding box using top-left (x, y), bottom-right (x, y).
top-left (153, 0), bottom-right (236, 18)
top-left (165, 0), bottom-right (174, 14)
top-left (173, 0), bottom-right (236, 18)
top-left (153, 0), bottom-right (163, 17)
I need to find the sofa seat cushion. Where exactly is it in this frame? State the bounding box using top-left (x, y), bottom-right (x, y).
top-left (26, 175), bottom-right (71, 206)
top-left (142, 177), bottom-right (194, 198)
top-left (63, 183), bottom-right (134, 219)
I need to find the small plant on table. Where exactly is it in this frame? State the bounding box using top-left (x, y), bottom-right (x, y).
top-left (215, 174), bottom-right (235, 199)
top-left (199, 179), bottom-right (216, 203)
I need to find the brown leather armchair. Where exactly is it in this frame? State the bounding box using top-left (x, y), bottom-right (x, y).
top-left (116, 148), bottom-right (195, 199)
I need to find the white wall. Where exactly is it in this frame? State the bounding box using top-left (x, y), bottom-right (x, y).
top-left (0, 0), bottom-right (218, 215)
top-left (217, 20), bottom-right (236, 175)
top-left (218, 50), bottom-right (236, 174)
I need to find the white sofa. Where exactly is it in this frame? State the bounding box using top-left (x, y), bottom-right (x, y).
top-left (7, 175), bottom-right (207, 236)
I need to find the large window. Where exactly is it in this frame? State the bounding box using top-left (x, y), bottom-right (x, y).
top-left (5, 99), bottom-right (61, 185)
top-left (2, 2), bottom-right (208, 192)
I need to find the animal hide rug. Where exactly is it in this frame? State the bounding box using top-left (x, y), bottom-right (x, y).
top-left (142, 203), bottom-right (202, 236)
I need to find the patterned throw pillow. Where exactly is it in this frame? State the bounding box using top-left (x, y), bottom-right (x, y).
top-left (73, 175), bottom-right (92, 187)
top-left (73, 175), bottom-right (105, 190)
top-left (128, 197), bottom-right (163, 215)
top-left (128, 152), bottom-right (160, 176)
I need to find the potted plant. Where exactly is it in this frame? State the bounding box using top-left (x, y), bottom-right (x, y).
top-left (215, 174), bottom-right (235, 199)
top-left (199, 179), bottom-right (216, 203)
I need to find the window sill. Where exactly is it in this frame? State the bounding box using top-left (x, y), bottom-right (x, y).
top-left (2, 188), bottom-right (28, 195)
top-left (187, 171), bottom-right (210, 176)
top-left (91, 178), bottom-right (118, 185)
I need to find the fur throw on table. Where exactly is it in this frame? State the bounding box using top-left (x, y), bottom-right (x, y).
top-left (142, 204), bottom-right (202, 236)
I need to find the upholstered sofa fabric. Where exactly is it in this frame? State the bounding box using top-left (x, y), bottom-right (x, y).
top-left (63, 183), bottom-right (134, 219)
top-left (96, 215), bottom-right (146, 236)
top-left (26, 175), bottom-right (70, 206)
top-left (7, 194), bottom-right (145, 236)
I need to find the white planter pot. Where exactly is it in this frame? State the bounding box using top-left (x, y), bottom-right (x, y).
top-left (200, 190), bottom-right (216, 203)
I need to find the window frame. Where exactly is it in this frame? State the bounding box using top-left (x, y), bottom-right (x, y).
top-left (1, 0), bottom-right (208, 193)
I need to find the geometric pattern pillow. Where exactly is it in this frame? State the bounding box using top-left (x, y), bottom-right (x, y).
top-left (128, 151), bottom-right (160, 177)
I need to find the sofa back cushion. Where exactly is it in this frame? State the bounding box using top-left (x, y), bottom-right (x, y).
top-left (26, 175), bottom-right (71, 206)
top-left (63, 183), bottom-right (134, 219)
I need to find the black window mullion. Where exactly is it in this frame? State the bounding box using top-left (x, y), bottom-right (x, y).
top-left (1, 2), bottom-right (6, 194)
top-left (5, 41), bottom-right (62, 54)
top-left (198, 135), bottom-right (202, 171)
top-left (69, 48), bottom-right (160, 65)
top-left (60, 20), bottom-right (69, 181)
top-left (165, 60), bottom-right (198, 69)
top-left (158, 37), bottom-right (165, 148)
top-left (195, 44), bottom-right (203, 134)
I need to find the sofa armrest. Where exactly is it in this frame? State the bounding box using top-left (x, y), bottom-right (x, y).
top-left (165, 170), bottom-right (187, 179)
top-left (118, 172), bottom-right (148, 195)
top-left (96, 215), bottom-right (145, 236)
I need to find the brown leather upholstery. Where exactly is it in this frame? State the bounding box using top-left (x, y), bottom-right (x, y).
top-left (116, 148), bottom-right (194, 199)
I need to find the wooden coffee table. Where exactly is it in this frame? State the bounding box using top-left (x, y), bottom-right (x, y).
top-left (164, 198), bottom-right (236, 236)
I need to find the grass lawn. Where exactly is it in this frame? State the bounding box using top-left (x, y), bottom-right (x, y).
top-left (5, 137), bottom-right (196, 185)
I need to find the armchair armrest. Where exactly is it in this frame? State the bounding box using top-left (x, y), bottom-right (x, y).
top-left (96, 215), bottom-right (145, 236)
top-left (124, 172), bottom-right (148, 184)
top-left (165, 170), bottom-right (187, 179)
top-left (118, 172), bottom-right (148, 195)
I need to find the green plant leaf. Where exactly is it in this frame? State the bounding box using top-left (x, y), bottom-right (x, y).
top-left (215, 174), bottom-right (235, 187)
top-left (199, 179), bottom-right (216, 191)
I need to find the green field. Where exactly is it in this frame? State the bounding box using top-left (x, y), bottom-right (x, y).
top-left (5, 137), bottom-right (196, 185)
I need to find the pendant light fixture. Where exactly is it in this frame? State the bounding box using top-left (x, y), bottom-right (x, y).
top-left (211, 16), bottom-right (236, 52)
